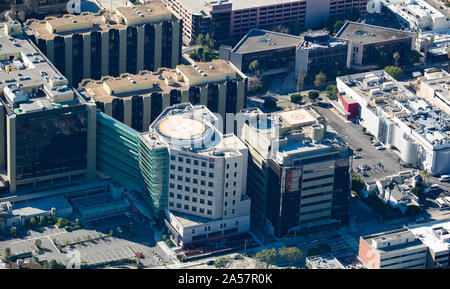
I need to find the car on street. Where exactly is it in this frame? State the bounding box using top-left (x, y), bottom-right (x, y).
top-left (136, 252), bottom-right (144, 259)
top-left (415, 217), bottom-right (425, 222)
top-left (354, 154), bottom-right (362, 159)
top-left (206, 260), bottom-right (215, 266)
top-left (372, 141), bottom-right (381, 147)
top-left (355, 148), bottom-right (363, 152)
top-left (377, 146), bottom-right (386, 150)
top-left (377, 162), bottom-right (384, 168)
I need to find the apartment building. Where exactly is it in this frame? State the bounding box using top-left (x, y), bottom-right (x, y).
top-left (337, 70), bottom-right (450, 176)
top-left (162, 0), bottom-right (369, 44)
top-left (78, 59), bottom-right (247, 132)
top-left (359, 229), bottom-right (428, 269)
top-left (336, 21), bottom-right (415, 69)
top-left (25, 2), bottom-right (182, 86)
top-left (0, 21), bottom-right (96, 194)
top-left (239, 107), bottom-right (352, 237)
top-left (138, 103), bottom-right (250, 246)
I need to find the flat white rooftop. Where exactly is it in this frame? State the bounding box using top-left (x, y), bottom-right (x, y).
top-left (409, 219), bottom-right (450, 253)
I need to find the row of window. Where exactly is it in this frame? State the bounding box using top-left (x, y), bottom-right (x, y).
top-left (169, 184), bottom-right (214, 194)
top-left (191, 221), bottom-right (239, 234)
top-left (171, 155), bottom-right (215, 168)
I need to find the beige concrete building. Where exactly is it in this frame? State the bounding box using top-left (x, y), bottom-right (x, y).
top-left (419, 68), bottom-right (450, 115)
top-left (78, 59), bottom-right (247, 132)
top-left (24, 2), bottom-right (182, 86)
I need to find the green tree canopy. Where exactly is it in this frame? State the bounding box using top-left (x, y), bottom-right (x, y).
top-left (351, 173), bottom-right (365, 194)
top-left (290, 93), bottom-right (302, 104)
top-left (384, 66), bottom-right (403, 80)
top-left (308, 90), bottom-right (320, 101)
top-left (314, 72), bottom-right (327, 89)
top-left (263, 98), bottom-right (277, 110)
top-left (254, 248), bottom-right (278, 269)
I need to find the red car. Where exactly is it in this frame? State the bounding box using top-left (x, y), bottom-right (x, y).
top-left (355, 148), bottom-right (362, 152)
top-left (136, 252), bottom-right (144, 259)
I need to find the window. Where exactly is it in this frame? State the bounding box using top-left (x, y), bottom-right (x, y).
top-left (178, 166), bottom-right (183, 172)
top-left (184, 195), bottom-right (190, 201)
top-left (225, 201), bottom-right (227, 206)
top-left (186, 158), bottom-right (191, 164)
top-left (209, 172), bottom-right (214, 178)
top-left (200, 190), bottom-right (205, 195)
top-left (192, 197), bottom-right (197, 202)
top-left (171, 155), bottom-right (176, 160)
top-left (207, 210), bottom-right (212, 215)
top-left (170, 174), bottom-right (175, 179)
top-left (185, 186), bottom-right (190, 192)
top-left (185, 177), bottom-right (190, 182)
top-left (208, 182), bottom-right (214, 188)
top-left (184, 205), bottom-right (189, 210)
top-left (193, 169), bottom-right (198, 175)
top-left (201, 171), bottom-right (206, 177)
top-left (177, 175), bottom-right (182, 181)
top-left (194, 160), bottom-right (199, 165)
top-left (193, 179), bottom-right (198, 184)
top-left (192, 206), bottom-right (197, 212)
top-left (177, 194), bottom-right (182, 199)
top-left (232, 209), bottom-right (235, 214)
top-left (178, 157), bottom-right (183, 162)
top-left (177, 185), bottom-right (182, 190)
top-left (200, 199), bottom-right (205, 204)
top-left (201, 161), bottom-right (206, 167)
top-left (169, 192), bottom-right (175, 197)
top-left (201, 180), bottom-right (206, 186)
top-left (176, 203), bottom-right (181, 208)
top-left (170, 165), bottom-right (175, 170)
top-left (193, 188), bottom-right (198, 193)
top-left (169, 202), bottom-right (174, 207)
top-left (186, 168), bottom-right (191, 173)
top-left (207, 200), bottom-right (212, 206)
top-left (200, 208), bottom-right (204, 213)
top-left (169, 183), bottom-right (175, 188)
top-left (224, 210), bottom-right (227, 216)
top-left (209, 163), bottom-right (214, 169)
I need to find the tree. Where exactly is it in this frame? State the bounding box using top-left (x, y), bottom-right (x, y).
top-left (393, 52), bottom-right (400, 66)
top-left (384, 66), bottom-right (403, 80)
top-left (377, 51), bottom-right (392, 68)
top-left (2, 248), bottom-right (12, 262)
top-left (75, 218), bottom-right (81, 229)
top-left (48, 259), bottom-right (57, 269)
top-left (314, 72), bottom-right (327, 89)
top-left (326, 84), bottom-right (338, 100)
top-left (406, 205), bottom-right (421, 216)
top-left (39, 215), bottom-right (46, 226)
top-left (263, 98), bottom-right (277, 110)
top-left (189, 50), bottom-right (200, 61)
top-left (387, 182), bottom-right (395, 204)
top-left (29, 217), bottom-right (37, 227)
top-left (205, 33), bottom-right (211, 48)
top-left (308, 90), bottom-right (320, 102)
top-left (332, 20), bottom-right (345, 35)
top-left (297, 67), bottom-right (305, 92)
top-left (254, 248), bottom-right (278, 269)
top-left (351, 173), bottom-right (365, 194)
top-left (249, 60), bottom-right (259, 76)
top-left (411, 186), bottom-right (423, 197)
top-left (56, 218), bottom-right (64, 228)
top-left (10, 226), bottom-right (16, 237)
top-left (214, 257), bottom-right (231, 268)
top-left (35, 239), bottom-right (42, 249)
top-left (109, 229), bottom-right (114, 237)
top-left (362, 127), bottom-right (367, 133)
top-left (196, 34), bottom-right (204, 46)
top-left (278, 247), bottom-right (302, 268)
top-left (290, 93), bottom-right (302, 104)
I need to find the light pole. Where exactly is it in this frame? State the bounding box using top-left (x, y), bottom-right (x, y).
top-left (244, 239), bottom-right (248, 255)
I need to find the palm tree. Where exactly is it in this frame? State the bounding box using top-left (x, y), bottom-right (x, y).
top-left (393, 52), bottom-right (400, 66)
top-left (387, 182), bottom-right (395, 205)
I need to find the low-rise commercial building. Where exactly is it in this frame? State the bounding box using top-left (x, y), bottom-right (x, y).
top-left (11, 0), bottom-right (73, 22)
top-left (25, 2), bottom-right (182, 86)
top-left (419, 69), bottom-right (450, 115)
top-left (359, 229), bottom-right (428, 269)
top-left (336, 21), bottom-right (415, 69)
top-left (0, 21), bottom-right (97, 194)
top-left (220, 28), bottom-right (303, 75)
top-left (78, 59), bottom-right (247, 132)
top-left (239, 107), bottom-right (352, 237)
top-left (337, 70), bottom-right (450, 176)
top-left (306, 253), bottom-right (366, 269)
top-left (416, 29), bottom-right (450, 63)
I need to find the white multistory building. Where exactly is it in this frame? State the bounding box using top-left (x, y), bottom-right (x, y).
top-left (381, 0), bottom-right (450, 31)
top-left (337, 70), bottom-right (450, 176)
top-left (139, 102), bottom-right (250, 246)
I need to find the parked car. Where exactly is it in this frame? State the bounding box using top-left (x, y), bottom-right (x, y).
top-left (355, 148), bottom-right (363, 152)
top-left (377, 162), bottom-right (384, 168)
top-left (136, 252), bottom-right (144, 259)
top-left (354, 154), bottom-right (362, 159)
top-left (377, 146), bottom-right (386, 150)
top-left (372, 141), bottom-right (381, 147)
top-left (206, 260), bottom-right (215, 266)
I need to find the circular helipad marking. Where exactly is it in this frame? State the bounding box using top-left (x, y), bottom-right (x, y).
top-left (158, 116), bottom-right (206, 140)
top-left (289, 112), bottom-right (306, 120)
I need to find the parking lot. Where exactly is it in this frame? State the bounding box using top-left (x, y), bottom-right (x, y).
top-left (315, 106), bottom-right (402, 181)
top-left (0, 212), bottom-right (172, 268)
